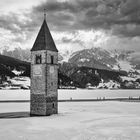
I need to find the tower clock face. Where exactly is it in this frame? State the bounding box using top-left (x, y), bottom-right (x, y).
top-left (33, 65), bottom-right (42, 76)
top-left (50, 66), bottom-right (54, 73)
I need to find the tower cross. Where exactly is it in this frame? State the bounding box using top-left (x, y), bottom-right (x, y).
top-left (44, 8), bottom-right (47, 20)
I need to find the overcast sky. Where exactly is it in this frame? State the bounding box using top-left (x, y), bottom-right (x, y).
top-left (0, 0), bottom-right (140, 53)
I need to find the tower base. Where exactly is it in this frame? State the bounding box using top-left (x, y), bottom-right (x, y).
top-left (30, 94), bottom-right (58, 116)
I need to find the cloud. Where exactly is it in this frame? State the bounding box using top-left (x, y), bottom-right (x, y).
top-left (0, 0), bottom-right (140, 53)
top-left (103, 36), bottom-right (140, 52)
top-left (129, 52), bottom-right (140, 64)
top-left (52, 30), bottom-right (110, 51)
top-left (120, 0), bottom-right (140, 16)
top-left (112, 24), bottom-right (140, 37)
top-left (1, 0), bottom-right (140, 44)
top-left (31, 0), bottom-right (140, 38)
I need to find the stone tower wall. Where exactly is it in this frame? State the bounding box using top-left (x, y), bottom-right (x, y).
top-left (30, 50), bottom-right (58, 116)
top-left (30, 50), bottom-right (47, 115)
top-left (46, 51), bottom-right (58, 115)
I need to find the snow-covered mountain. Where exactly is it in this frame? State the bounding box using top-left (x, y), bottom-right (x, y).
top-left (0, 47), bottom-right (140, 89)
top-left (59, 47), bottom-right (140, 74)
top-left (68, 48), bottom-right (116, 70)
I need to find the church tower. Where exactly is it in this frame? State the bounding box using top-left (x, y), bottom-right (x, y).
top-left (30, 14), bottom-right (58, 116)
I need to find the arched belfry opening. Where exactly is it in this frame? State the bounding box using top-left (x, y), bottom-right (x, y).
top-left (35, 55), bottom-right (42, 64)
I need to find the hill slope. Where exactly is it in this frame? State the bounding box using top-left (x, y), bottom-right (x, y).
top-left (0, 54), bottom-right (30, 77)
top-left (0, 52), bottom-right (139, 89)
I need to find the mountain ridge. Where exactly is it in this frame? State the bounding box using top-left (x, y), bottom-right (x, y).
top-left (0, 47), bottom-right (140, 89)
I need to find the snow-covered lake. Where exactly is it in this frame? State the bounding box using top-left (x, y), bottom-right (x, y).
top-left (0, 90), bottom-right (140, 140)
top-left (0, 101), bottom-right (140, 139)
top-left (0, 89), bottom-right (140, 100)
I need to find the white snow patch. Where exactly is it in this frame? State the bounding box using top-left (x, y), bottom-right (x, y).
top-left (97, 80), bottom-right (120, 89)
top-left (79, 58), bottom-right (90, 62)
top-left (10, 77), bottom-right (30, 88)
top-left (121, 76), bottom-right (136, 82)
top-left (118, 60), bottom-right (133, 72)
top-left (12, 69), bottom-right (22, 75)
top-left (1, 89), bottom-right (140, 101)
top-left (113, 64), bottom-right (119, 70)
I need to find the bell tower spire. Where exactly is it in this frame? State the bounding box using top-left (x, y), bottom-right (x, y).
top-left (30, 10), bottom-right (58, 116)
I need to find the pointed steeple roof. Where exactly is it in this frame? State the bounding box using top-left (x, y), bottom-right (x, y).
top-left (31, 19), bottom-right (58, 52)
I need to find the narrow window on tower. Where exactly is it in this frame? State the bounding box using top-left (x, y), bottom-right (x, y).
top-left (52, 103), bottom-right (55, 108)
top-left (35, 55), bottom-right (42, 64)
top-left (51, 55), bottom-right (54, 64)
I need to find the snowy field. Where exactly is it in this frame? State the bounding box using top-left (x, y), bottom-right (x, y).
top-left (0, 102), bottom-right (140, 139)
top-left (0, 89), bottom-right (140, 100)
top-left (0, 90), bottom-right (140, 140)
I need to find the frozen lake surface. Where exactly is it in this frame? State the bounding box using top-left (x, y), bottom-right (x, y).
top-left (0, 101), bottom-right (140, 139)
top-left (0, 90), bottom-right (140, 139)
top-left (0, 89), bottom-right (140, 100)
